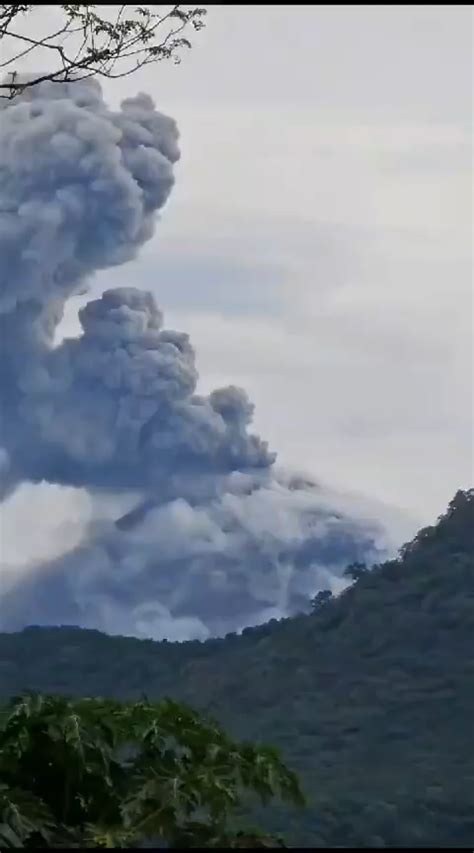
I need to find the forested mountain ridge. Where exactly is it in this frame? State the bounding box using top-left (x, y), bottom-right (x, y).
top-left (1, 488), bottom-right (473, 847)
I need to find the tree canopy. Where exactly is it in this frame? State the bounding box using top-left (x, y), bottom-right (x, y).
top-left (0, 692), bottom-right (304, 848)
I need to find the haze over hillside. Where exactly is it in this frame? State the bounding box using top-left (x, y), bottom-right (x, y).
top-left (1, 489), bottom-right (473, 847)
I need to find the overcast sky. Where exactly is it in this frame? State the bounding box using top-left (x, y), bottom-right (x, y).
top-left (1, 5), bottom-right (472, 569)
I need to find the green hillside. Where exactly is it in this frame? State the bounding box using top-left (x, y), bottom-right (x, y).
top-left (1, 489), bottom-right (473, 847)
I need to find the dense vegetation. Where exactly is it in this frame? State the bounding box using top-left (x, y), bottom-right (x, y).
top-left (1, 489), bottom-right (473, 847)
top-left (0, 693), bottom-right (303, 848)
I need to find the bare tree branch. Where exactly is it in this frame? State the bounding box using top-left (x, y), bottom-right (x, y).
top-left (0, 4), bottom-right (207, 98)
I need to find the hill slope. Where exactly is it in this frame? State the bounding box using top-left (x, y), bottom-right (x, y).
top-left (1, 489), bottom-right (473, 847)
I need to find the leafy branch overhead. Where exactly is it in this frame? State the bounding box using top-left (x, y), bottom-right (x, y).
top-left (0, 693), bottom-right (305, 848)
top-left (0, 4), bottom-right (207, 98)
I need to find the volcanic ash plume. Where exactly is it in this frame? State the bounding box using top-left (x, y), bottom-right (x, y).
top-left (0, 78), bottom-right (388, 640)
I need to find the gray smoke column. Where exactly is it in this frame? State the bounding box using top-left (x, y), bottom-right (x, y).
top-left (0, 76), bottom-right (177, 318)
top-left (0, 78), bottom-right (389, 640)
top-left (0, 77), bottom-right (272, 490)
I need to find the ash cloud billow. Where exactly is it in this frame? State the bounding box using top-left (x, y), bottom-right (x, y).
top-left (0, 78), bottom-right (389, 640)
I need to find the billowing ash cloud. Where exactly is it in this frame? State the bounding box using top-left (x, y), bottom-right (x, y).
top-left (0, 471), bottom-right (387, 640)
top-left (0, 78), bottom-right (389, 640)
top-left (7, 285), bottom-right (272, 489)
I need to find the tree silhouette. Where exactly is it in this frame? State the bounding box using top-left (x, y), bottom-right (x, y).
top-left (343, 562), bottom-right (368, 582)
top-left (0, 4), bottom-right (206, 99)
top-left (311, 589), bottom-right (333, 611)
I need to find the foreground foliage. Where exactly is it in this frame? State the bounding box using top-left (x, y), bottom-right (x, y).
top-left (1, 489), bottom-right (473, 846)
top-left (0, 693), bottom-right (304, 848)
